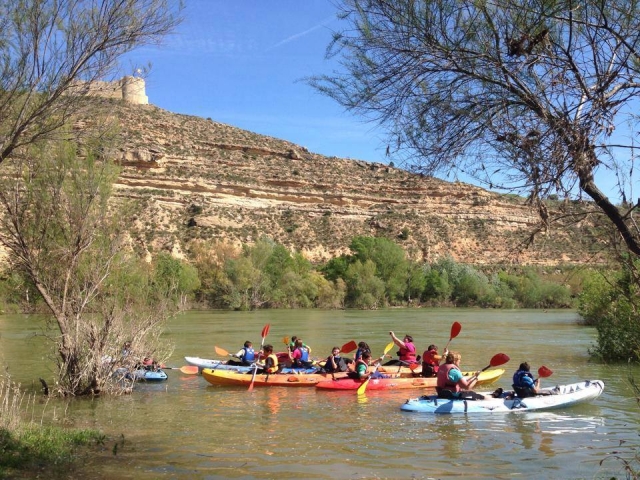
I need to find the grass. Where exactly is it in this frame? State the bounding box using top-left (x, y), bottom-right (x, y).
top-left (0, 377), bottom-right (106, 478)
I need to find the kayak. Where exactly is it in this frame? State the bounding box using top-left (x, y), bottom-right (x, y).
top-left (114, 367), bottom-right (168, 382)
top-left (201, 368), bottom-right (348, 387)
top-left (185, 352), bottom-right (292, 372)
top-left (400, 379), bottom-right (605, 414)
top-left (316, 369), bottom-right (505, 391)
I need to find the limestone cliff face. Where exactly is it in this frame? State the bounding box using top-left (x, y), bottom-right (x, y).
top-left (87, 100), bottom-right (603, 265)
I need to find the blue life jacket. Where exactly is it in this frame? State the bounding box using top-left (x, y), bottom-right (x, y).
top-left (242, 347), bottom-right (255, 363)
top-left (297, 346), bottom-right (309, 362)
top-left (512, 369), bottom-right (533, 388)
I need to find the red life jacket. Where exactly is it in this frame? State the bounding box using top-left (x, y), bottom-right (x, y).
top-left (423, 348), bottom-right (439, 367)
top-left (437, 363), bottom-right (461, 392)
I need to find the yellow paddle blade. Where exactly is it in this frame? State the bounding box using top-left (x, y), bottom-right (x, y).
top-left (356, 342), bottom-right (395, 396)
top-left (214, 346), bottom-right (229, 357)
top-left (383, 341), bottom-right (395, 355)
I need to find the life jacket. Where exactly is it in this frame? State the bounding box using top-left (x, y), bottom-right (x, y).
top-left (292, 346), bottom-right (310, 367)
top-left (355, 348), bottom-right (370, 362)
top-left (241, 347), bottom-right (255, 363)
top-left (423, 348), bottom-right (439, 367)
top-left (265, 353), bottom-right (279, 374)
top-left (398, 342), bottom-right (416, 363)
top-left (437, 363), bottom-right (461, 393)
top-left (512, 369), bottom-right (534, 388)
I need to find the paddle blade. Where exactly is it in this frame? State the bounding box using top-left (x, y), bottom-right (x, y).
top-left (261, 324), bottom-right (270, 339)
top-left (489, 353), bottom-right (510, 368)
top-left (283, 336), bottom-right (290, 346)
top-left (538, 365), bottom-right (553, 378)
top-left (180, 365), bottom-right (199, 375)
top-left (409, 362), bottom-right (421, 371)
top-left (450, 321), bottom-right (462, 340)
top-left (341, 340), bottom-right (358, 354)
top-left (383, 341), bottom-right (395, 355)
top-left (214, 346), bottom-right (229, 357)
top-left (356, 378), bottom-right (370, 395)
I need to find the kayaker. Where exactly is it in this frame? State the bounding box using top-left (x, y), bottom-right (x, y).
top-left (322, 346), bottom-right (350, 373)
top-left (227, 340), bottom-right (256, 366)
top-left (384, 332), bottom-right (417, 366)
top-left (436, 351), bottom-right (485, 400)
top-left (512, 362), bottom-right (541, 398)
top-left (421, 344), bottom-right (448, 378)
top-left (348, 352), bottom-right (389, 380)
top-left (288, 336), bottom-right (311, 354)
top-left (290, 338), bottom-right (313, 369)
top-left (354, 341), bottom-right (371, 363)
top-left (261, 344), bottom-right (279, 374)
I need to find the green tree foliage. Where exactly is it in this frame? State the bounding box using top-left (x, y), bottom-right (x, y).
top-left (152, 253), bottom-right (200, 308)
top-left (0, 141), bottom-right (176, 395)
top-left (344, 259), bottom-right (386, 309)
top-left (579, 267), bottom-right (640, 362)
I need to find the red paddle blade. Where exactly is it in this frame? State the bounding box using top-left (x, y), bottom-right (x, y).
top-left (489, 353), bottom-right (510, 367)
top-left (261, 323), bottom-right (270, 338)
top-left (341, 340), bottom-right (358, 354)
top-left (409, 363), bottom-right (421, 370)
top-left (538, 365), bottom-right (553, 377)
top-left (450, 321), bottom-right (462, 340)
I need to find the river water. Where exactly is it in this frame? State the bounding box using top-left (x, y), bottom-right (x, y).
top-left (1, 308), bottom-right (638, 479)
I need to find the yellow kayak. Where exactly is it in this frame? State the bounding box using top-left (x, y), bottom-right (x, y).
top-left (201, 368), bottom-right (350, 387)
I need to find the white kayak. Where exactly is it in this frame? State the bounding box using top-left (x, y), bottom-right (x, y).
top-left (401, 380), bottom-right (605, 414)
top-left (184, 356), bottom-right (252, 372)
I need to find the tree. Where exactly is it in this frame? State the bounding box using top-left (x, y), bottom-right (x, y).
top-left (0, 0), bottom-right (182, 165)
top-left (311, 0), bottom-right (640, 257)
top-left (0, 141), bottom-right (175, 395)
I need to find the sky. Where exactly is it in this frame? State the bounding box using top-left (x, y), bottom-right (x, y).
top-left (121, 0), bottom-right (628, 201)
top-left (123, 0), bottom-right (389, 165)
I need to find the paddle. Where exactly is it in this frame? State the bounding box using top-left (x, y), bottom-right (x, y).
top-left (468, 353), bottom-right (510, 381)
top-left (161, 365), bottom-right (199, 374)
top-left (443, 321), bottom-right (462, 352)
top-left (248, 323), bottom-right (270, 392)
top-left (536, 365), bottom-right (553, 381)
top-left (214, 346), bottom-right (230, 357)
top-left (356, 341), bottom-right (395, 395)
top-left (341, 340), bottom-right (358, 354)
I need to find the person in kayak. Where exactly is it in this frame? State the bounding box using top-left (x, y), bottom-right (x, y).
top-left (322, 346), bottom-right (350, 373)
top-left (348, 352), bottom-right (389, 380)
top-left (290, 338), bottom-right (314, 369)
top-left (512, 362), bottom-right (541, 398)
top-left (436, 351), bottom-right (485, 400)
top-left (354, 341), bottom-right (371, 363)
top-left (261, 344), bottom-right (279, 374)
top-left (421, 344), bottom-right (448, 378)
top-left (384, 332), bottom-right (417, 366)
top-left (227, 340), bottom-right (256, 366)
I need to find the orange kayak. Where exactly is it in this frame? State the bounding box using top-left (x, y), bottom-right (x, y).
top-left (201, 368), bottom-right (349, 387)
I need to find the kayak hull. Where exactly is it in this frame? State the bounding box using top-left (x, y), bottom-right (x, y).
top-left (115, 367), bottom-right (168, 382)
top-left (316, 369), bottom-right (504, 391)
top-left (400, 379), bottom-right (605, 414)
top-left (201, 368), bottom-right (347, 387)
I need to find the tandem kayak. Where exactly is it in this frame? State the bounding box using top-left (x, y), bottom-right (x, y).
top-left (400, 379), bottom-right (605, 414)
top-left (201, 368), bottom-right (348, 387)
top-left (316, 369), bottom-right (505, 391)
top-left (185, 352), bottom-right (292, 372)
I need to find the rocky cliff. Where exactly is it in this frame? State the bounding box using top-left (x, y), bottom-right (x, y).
top-left (82, 99), bottom-right (604, 266)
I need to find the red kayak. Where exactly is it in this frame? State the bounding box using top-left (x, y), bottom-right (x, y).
top-left (315, 369), bottom-right (505, 391)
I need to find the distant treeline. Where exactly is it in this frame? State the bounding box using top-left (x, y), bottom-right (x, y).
top-left (1, 235), bottom-right (589, 313)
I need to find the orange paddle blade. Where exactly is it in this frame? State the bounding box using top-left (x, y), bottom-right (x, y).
top-left (341, 340), bottom-right (358, 354)
top-left (214, 346), bottom-right (229, 357)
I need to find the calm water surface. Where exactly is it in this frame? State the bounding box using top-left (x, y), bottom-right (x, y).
top-left (1, 309), bottom-right (638, 479)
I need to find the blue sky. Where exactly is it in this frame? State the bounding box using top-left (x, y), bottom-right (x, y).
top-left (124, 0), bottom-right (389, 164)
top-left (122, 1), bottom-right (627, 201)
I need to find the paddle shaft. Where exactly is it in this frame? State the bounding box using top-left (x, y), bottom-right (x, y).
top-left (248, 324), bottom-right (270, 392)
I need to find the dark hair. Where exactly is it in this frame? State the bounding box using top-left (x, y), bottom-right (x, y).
top-left (362, 352), bottom-right (372, 360)
top-left (358, 341), bottom-right (370, 349)
top-left (244, 341), bottom-right (252, 348)
top-left (519, 362), bottom-right (530, 372)
top-left (263, 344), bottom-right (273, 353)
top-left (404, 335), bottom-right (413, 343)
top-left (428, 344), bottom-right (437, 351)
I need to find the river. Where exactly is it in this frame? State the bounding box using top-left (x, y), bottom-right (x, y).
top-left (1, 308), bottom-right (638, 479)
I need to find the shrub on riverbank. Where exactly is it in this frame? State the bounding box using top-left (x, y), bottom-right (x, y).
top-left (0, 378), bottom-right (105, 477)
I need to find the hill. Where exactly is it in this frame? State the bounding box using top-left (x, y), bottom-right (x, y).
top-left (79, 99), bottom-right (605, 266)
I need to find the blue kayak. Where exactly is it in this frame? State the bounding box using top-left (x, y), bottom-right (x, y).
top-left (400, 380), bottom-right (604, 414)
top-left (114, 367), bottom-right (168, 382)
